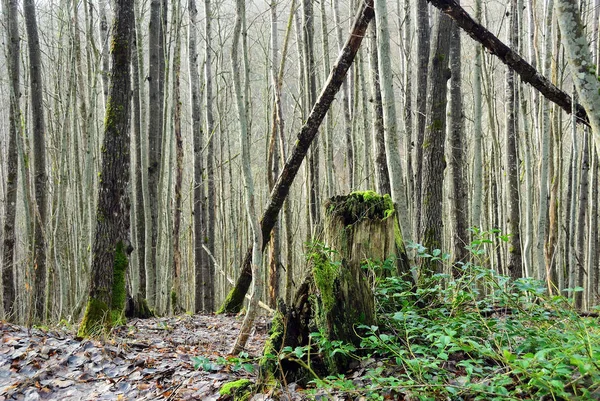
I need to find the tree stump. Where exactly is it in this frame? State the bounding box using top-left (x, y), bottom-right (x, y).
top-left (261, 191), bottom-right (404, 381)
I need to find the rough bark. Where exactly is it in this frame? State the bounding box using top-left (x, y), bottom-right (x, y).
top-left (420, 10), bottom-right (452, 274)
top-left (427, 0), bottom-right (589, 125)
top-left (505, 0), bottom-right (522, 279)
top-left (203, 0), bottom-right (216, 312)
top-left (24, 0), bottom-right (49, 323)
top-left (2, 0), bottom-right (20, 320)
top-left (218, 0), bottom-right (375, 314)
top-left (188, 0), bottom-right (205, 313)
top-left (77, 0), bottom-right (133, 337)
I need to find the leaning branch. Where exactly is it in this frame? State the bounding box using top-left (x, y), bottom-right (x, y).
top-left (427, 0), bottom-right (589, 126)
top-left (218, 0), bottom-right (375, 313)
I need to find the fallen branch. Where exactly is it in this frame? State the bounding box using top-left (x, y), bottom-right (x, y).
top-left (427, 0), bottom-right (589, 126)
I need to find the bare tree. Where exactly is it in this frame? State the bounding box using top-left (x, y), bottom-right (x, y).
top-left (24, 0), bottom-right (49, 322)
top-left (78, 0), bottom-right (134, 337)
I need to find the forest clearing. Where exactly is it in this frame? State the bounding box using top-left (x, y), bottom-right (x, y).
top-left (2, 0), bottom-right (600, 399)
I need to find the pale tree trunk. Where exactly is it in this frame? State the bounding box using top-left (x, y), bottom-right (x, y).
top-left (414, 0), bottom-right (430, 237)
top-left (358, 51), bottom-right (373, 189)
top-left (504, 0), bottom-right (522, 279)
top-left (204, 0), bottom-right (216, 312)
top-left (368, 21), bottom-right (391, 196)
top-left (188, 0), bottom-right (205, 313)
top-left (230, 0), bottom-right (263, 355)
top-left (567, 92), bottom-right (578, 296)
top-left (99, 0), bottom-right (110, 107)
top-left (555, 0), bottom-right (600, 168)
top-left (24, 0), bottom-right (49, 323)
top-left (171, 0), bottom-right (183, 314)
top-left (420, 10), bottom-right (452, 272)
top-left (77, 0), bottom-right (133, 337)
top-left (267, 0), bottom-right (281, 309)
top-left (537, 0), bottom-right (553, 284)
top-left (374, 0), bottom-right (413, 245)
top-left (303, 0), bottom-right (320, 232)
top-left (400, 0), bottom-right (414, 200)
top-left (471, 0), bottom-right (483, 230)
top-left (1, 0), bottom-right (20, 320)
top-left (319, 0), bottom-right (334, 197)
top-left (448, 10), bottom-right (468, 264)
top-left (333, 0), bottom-right (355, 189)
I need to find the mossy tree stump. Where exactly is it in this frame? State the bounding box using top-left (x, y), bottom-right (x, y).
top-left (261, 191), bottom-right (405, 381)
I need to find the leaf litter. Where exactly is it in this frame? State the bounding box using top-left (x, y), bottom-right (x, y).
top-left (0, 314), bottom-right (273, 400)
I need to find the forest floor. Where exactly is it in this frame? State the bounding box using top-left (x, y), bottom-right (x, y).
top-left (0, 314), bottom-right (297, 401)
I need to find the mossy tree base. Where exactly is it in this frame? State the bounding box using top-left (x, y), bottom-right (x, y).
top-left (125, 293), bottom-right (154, 319)
top-left (261, 192), bottom-right (403, 379)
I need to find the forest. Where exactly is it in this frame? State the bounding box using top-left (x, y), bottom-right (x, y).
top-left (1, 0), bottom-right (600, 399)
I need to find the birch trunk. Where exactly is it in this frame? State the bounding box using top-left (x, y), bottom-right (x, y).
top-left (471, 0), bottom-right (483, 229)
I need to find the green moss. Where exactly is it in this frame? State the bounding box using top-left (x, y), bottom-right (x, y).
top-left (111, 241), bottom-right (128, 326)
top-left (217, 285), bottom-right (246, 314)
top-left (260, 311), bottom-right (285, 379)
top-left (312, 252), bottom-right (339, 314)
top-left (219, 379), bottom-right (252, 400)
top-left (325, 191), bottom-right (395, 226)
top-left (77, 297), bottom-right (110, 338)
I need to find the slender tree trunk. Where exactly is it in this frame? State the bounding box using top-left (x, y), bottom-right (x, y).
top-left (204, 0), bottom-right (216, 312)
top-left (414, 0), bottom-right (430, 238)
top-left (471, 0), bottom-right (483, 230)
top-left (230, 0), bottom-right (263, 354)
top-left (78, 0), bottom-right (133, 337)
top-left (368, 21), bottom-right (391, 196)
top-left (374, 0), bottom-right (412, 245)
top-left (319, 0), bottom-right (334, 197)
top-left (24, 0), bottom-right (49, 323)
top-left (171, 0), bottom-right (183, 313)
top-left (420, 10), bottom-right (452, 273)
top-left (448, 9), bottom-right (468, 264)
top-left (189, 0), bottom-right (205, 313)
top-left (146, 0), bottom-right (165, 307)
top-left (504, 0), bottom-right (522, 279)
top-left (333, 0), bottom-right (355, 189)
top-left (303, 0), bottom-right (320, 232)
top-left (401, 0), bottom-right (414, 201)
top-left (1, 0), bottom-right (20, 320)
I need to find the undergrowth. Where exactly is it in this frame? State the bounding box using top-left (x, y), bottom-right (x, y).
top-left (283, 229), bottom-right (600, 400)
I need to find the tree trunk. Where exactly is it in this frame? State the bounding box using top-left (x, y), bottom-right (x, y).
top-left (204, 0), bottom-right (216, 312)
top-left (471, 0), bottom-right (483, 229)
top-left (375, 0), bottom-right (413, 251)
top-left (505, 0), bottom-right (522, 279)
top-left (2, 0), bottom-right (20, 320)
top-left (368, 21), bottom-right (391, 196)
top-left (448, 9), bottom-right (468, 264)
top-left (24, 0), bottom-right (49, 323)
top-left (218, 0), bottom-right (375, 314)
top-left (230, 0), bottom-right (263, 355)
top-left (77, 0), bottom-right (133, 337)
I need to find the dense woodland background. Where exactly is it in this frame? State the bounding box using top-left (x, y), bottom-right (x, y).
top-left (1, 0), bottom-right (599, 326)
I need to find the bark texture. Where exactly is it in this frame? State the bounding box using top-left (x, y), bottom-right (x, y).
top-left (78, 0), bottom-right (133, 337)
